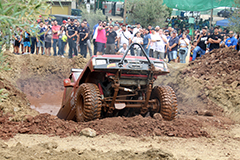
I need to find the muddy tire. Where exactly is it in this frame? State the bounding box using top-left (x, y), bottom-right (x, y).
top-left (150, 86), bottom-right (177, 121)
top-left (75, 83), bottom-right (102, 122)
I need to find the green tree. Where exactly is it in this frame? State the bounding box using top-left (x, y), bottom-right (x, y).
top-left (126, 0), bottom-right (168, 27)
top-left (229, 0), bottom-right (240, 33)
top-left (0, 0), bottom-right (51, 50)
top-left (79, 6), bottom-right (106, 30)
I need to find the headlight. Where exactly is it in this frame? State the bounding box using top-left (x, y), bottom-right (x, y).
top-left (92, 59), bottom-right (107, 66)
top-left (154, 62), bottom-right (164, 68)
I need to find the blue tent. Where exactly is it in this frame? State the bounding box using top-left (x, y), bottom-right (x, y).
top-left (216, 19), bottom-right (230, 27)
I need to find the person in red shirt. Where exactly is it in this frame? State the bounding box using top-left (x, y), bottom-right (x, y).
top-left (52, 20), bottom-right (61, 56)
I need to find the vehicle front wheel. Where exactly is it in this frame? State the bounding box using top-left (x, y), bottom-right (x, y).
top-left (75, 83), bottom-right (102, 122)
top-left (150, 85), bottom-right (178, 121)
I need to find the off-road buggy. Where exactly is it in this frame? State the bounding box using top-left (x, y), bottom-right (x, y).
top-left (57, 43), bottom-right (177, 122)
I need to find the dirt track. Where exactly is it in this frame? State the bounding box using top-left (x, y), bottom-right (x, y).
top-left (0, 48), bottom-right (240, 159)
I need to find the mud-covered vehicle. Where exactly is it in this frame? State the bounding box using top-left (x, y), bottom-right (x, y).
top-left (57, 43), bottom-right (177, 122)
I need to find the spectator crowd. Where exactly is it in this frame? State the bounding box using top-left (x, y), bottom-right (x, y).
top-left (6, 16), bottom-right (240, 64)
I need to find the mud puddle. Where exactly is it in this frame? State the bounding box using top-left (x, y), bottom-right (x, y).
top-left (27, 91), bottom-right (63, 115)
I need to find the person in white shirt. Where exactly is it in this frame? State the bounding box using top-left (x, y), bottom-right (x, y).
top-left (178, 32), bottom-right (189, 63)
top-left (132, 32), bottom-right (143, 56)
top-left (133, 23), bottom-right (141, 36)
top-left (118, 25), bottom-right (131, 49)
top-left (155, 29), bottom-right (167, 59)
top-left (149, 28), bottom-right (158, 58)
top-left (117, 43), bottom-right (130, 55)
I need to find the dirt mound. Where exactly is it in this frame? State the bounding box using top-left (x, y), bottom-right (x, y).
top-left (182, 47), bottom-right (240, 121)
top-left (1, 110), bottom-right (233, 140)
top-left (155, 64), bottom-right (223, 116)
top-left (3, 51), bottom-right (87, 82)
top-left (156, 48), bottom-right (240, 121)
top-left (0, 52), bottom-right (88, 119)
top-left (0, 76), bottom-right (38, 121)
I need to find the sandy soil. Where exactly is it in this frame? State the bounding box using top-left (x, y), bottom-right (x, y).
top-left (1, 124), bottom-right (240, 160)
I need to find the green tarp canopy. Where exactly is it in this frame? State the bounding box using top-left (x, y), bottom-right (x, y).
top-left (163, 0), bottom-right (235, 11)
top-left (103, 0), bottom-right (124, 2)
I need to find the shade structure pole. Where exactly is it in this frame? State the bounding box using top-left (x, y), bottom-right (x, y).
top-left (123, 0), bottom-right (127, 24)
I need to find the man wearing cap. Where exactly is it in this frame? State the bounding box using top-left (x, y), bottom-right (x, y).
top-left (207, 26), bottom-right (221, 51)
top-left (66, 18), bottom-right (78, 58)
top-left (77, 21), bottom-right (88, 58)
top-left (149, 28), bottom-right (157, 58)
top-left (192, 27), bottom-right (208, 61)
top-left (52, 20), bottom-right (61, 56)
top-left (155, 29), bottom-right (167, 60)
top-left (167, 30), bottom-right (179, 62)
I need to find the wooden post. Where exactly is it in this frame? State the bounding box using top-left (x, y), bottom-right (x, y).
top-left (210, 9), bottom-right (213, 27)
top-left (123, 0), bottom-right (127, 25)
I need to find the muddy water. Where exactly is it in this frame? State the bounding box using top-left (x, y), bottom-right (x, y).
top-left (27, 91), bottom-right (63, 115)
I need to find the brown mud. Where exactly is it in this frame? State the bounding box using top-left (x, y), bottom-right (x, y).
top-left (0, 48), bottom-right (239, 159)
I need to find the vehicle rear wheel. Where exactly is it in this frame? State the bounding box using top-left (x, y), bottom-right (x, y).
top-left (150, 85), bottom-right (177, 121)
top-left (75, 83), bottom-right (102, 122)
top-left (219, 13), bottom-right (222, 17)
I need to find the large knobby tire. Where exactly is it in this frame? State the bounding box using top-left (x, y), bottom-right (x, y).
top-left (75, 83), bottom-right (102, 122)
top-left (150, 85), bottom-right (178, 121)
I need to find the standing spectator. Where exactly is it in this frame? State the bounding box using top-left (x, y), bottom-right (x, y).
top-left (36, 21), bottom-right (46, 55)
top-left (192, 27), bottom-right (208, 61)
top-left (207, 26), bottom-right (221, 51)
top-left (133, 23), bottom-right (141, 36)
top-left (149, 28), bottom-right (157, 58)
top-left (178, 32), bottom-right (189, 63)
top-left (167, 30), bottom-right (179, 63)
top-left (106, 25), bottom-right (117, 54)
top-left (13, 26), bottom-right (22, 54)
top-left (66, 18), bottom-right (78, 58)
top-left (23, 30), bottom-right (31, 54)
top-left (143, 29), bottom-right (151, 56)
top-left (155, 29), bottom-right (167, 60)
top-left (76, 21), bottom-right (81, 53)
top-left (164, 30), bottom-right (171, 60)
top-left (52, 20), bottom-right (61, 56)
top-left (92, 20), bottom-right (101, 55)
top-left (132, 32), bottom-right (143, 56)
top-left (113, 25), bottom-right (120, 52)
top-left (95, 22), bottom-right (107, 55)
top-left (57, 25), bottom-right (66, 57)
top-left (30, 23), bottom-right (37, 54)
top-left (83, 20), bottom-right (92, 57)
top-left (78, 21), bottom-right (89, 58)
top-left (225, 30), bottom-right (238, 50)
top-left (118, 25), bottom-right (131, 49)
top-left (44, 24), bottom-right (52, 56)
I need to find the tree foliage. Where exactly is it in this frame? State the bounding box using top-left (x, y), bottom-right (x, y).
top-left (79, 6), bottom-right (106, 30)
top-left (0, 0), bottom-right (51, 49)
top-left (229, 0), bottom-right (240, 33)
top-left (126, 0), bottom-right (168, 27)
